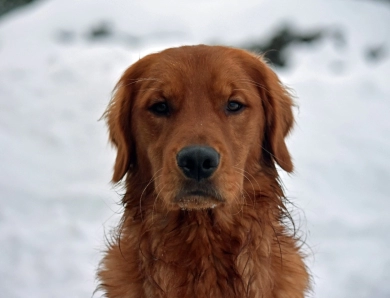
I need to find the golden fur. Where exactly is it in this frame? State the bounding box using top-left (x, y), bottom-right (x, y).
top-left (98, 45), bottom-right (309, 297)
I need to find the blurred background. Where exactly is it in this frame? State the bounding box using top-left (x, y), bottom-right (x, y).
top-left (0, 0), bottom-right (389, 297)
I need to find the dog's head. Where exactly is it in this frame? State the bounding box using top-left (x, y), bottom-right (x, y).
top-left (104, 45), bottom-right (294, 210)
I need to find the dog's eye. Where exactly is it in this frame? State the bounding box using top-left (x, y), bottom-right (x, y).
top-left (226, 101), bottom-right (244, 113)
top-left (149, 102), bottom-right (170, 116)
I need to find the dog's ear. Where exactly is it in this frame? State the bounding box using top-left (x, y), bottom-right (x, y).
top-left (104, 78), bottom-right (132, 183)
top-left (244, 54), bottom-right (294, 172)
top-left (260, 60), bottom-right (294, 172)
top-left (104, 63), bottom-right (145, 183)
top-left (263, 66), bottom-right (294, 173)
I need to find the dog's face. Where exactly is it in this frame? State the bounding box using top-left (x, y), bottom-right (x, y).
top-left (105, 45), bottom-right (294, 210)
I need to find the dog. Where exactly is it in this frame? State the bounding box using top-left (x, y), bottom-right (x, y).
top-left (98, 45), bottom-right (309, 298)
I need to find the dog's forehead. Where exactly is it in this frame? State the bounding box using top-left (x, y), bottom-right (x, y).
top-left (154, 53), bottom-right (225, 80)
top-left (138, 46), bottom-right (256, 97)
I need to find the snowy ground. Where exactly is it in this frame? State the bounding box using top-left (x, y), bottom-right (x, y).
top-left (0, 0), bottom-right (389, 297)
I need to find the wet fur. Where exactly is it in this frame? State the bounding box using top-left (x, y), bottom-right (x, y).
top-left (98, 45), bottom-right (309, 297)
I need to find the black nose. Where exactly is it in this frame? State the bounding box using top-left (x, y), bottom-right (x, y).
top-left (177, 146), bottom-right (220, 181)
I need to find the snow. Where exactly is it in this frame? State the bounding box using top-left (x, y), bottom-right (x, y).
top-left (0, 0), bottom-right (389, 297)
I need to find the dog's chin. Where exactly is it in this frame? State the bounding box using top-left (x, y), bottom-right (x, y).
top-left (174, 190), bottom-right (224, 210)
top-left (175, 196), bottom-right (222, 210)
top-left (167, 180), bottom-right (225, 210)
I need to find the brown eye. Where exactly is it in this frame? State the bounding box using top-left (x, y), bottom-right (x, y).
top-left (226, 101), bottom-right (244, 113)
top-left (149, 102), bottom-right (170, 116)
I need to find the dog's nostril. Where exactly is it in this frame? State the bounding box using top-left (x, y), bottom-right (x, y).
top-left (177, 146), bottom-right (220, 181)
top-left (202, 159), bottom-right (212, 170)
top-left (182, 158), bottom-right (195, 170)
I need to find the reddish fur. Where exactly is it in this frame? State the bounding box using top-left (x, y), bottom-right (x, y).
top-left (98, 45), bottom-right (309, 298)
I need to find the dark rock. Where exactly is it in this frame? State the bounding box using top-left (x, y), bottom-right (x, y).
top-left (0, 0), bottom-right (38, 18)
top-left (244, 24), bottom-right (323, 67)
top-left (88, 21), bottom-right (113, 40)
top-left (365, 44), bottom-right (387, 62)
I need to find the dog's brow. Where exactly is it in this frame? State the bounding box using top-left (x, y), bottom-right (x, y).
top-left (232, 88), bottom-right (250, 92)
top-left (235, 78), bottom-right (270, 94)
top-left (122, 77), bottom-right (163, 87)
top-left (139, 88), bottom-right (163, 94)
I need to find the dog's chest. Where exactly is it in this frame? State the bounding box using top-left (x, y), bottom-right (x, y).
top-left (139, 215), bottom-right (272, 298)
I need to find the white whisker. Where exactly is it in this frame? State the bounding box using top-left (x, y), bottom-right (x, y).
top-left (139, 168), bottom-right (163, 222)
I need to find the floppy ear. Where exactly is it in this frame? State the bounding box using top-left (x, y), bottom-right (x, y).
top-left (249, 56), bottom-right (294, 172)
top-left (262, 62), bottom-right (294, 172)
top-left (104, 66), bottom-right (140, 183)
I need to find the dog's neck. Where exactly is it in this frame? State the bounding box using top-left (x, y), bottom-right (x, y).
top-left (120, 188), bottom-right (284, 297)
top-left (113, 171), bottom-right (288, 296)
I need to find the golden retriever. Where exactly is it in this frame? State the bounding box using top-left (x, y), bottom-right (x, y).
top-left (98, 45), bottom-right (309, 298)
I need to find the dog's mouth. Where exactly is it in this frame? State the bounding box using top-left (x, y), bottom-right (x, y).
top-left (174, 180), bottom-right (224, 210)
